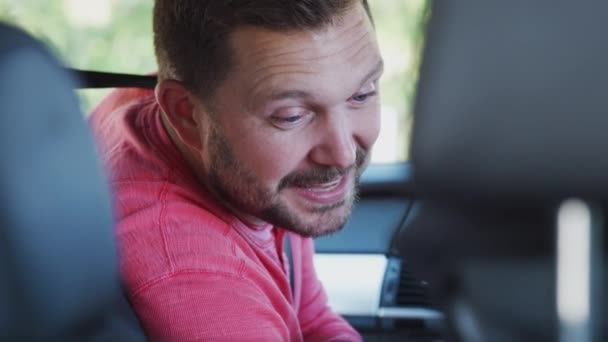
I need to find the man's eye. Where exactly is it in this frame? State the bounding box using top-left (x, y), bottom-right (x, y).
top-left (270, 109), bottom-right (313, 130)
top-left (281, 116), bottom-right (302, 123)
top-left (350, 82), bottom-right (378, 104)
top-left (271, 115), bottom-right (303, 126)
top-left (350, 91), bottom-right (377, 104)
top-left (352, 93), bottom-right (372, 102)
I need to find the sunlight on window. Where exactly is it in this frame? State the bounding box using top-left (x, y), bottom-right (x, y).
top-left (369, 0), bottom-right (428, 163)
top-left (2, 0), bottom-right (428, 163)
top-left (64, 0), bottom-right (112, 28)
top-left (372, 105), bottom-right (400, 163)
top-left (557, 199), bottom-right (591, 324)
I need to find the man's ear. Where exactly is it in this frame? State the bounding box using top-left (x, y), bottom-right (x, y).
top-left (155, 79), bottom-right (203, 150)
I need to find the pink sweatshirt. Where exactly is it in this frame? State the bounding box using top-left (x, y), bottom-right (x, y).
top-left (90, 88), bottom-right (361, 342)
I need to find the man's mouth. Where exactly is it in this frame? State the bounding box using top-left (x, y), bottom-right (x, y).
top-left (303, 177), bottom-right (342, 191)
top-left (291, 174), bottom-right (350, 205)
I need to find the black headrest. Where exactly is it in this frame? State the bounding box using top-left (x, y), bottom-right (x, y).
top-left (0, 24), bottom-right (118, 340)
top-left (411, 0), bottom-right (608, 200)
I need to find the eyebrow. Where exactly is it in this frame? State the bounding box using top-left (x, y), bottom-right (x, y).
top-left (358, 59), bottom-right (385, 89)
top-left (268, 59), bottom-right (385, 102)
top-left (270, 89), bottom-right (313, 101)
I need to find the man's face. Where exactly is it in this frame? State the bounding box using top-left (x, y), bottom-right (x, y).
top-left (195, 4), bottom-right (383, 237)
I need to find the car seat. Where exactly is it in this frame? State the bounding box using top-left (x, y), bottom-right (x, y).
top-left (0, 23), bottom-right (146, 341)
top-left (401, 1), bottom-right (608, 341)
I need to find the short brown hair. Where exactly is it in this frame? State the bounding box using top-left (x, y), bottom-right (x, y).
top-left (153, 0), bottom-right (372, 102)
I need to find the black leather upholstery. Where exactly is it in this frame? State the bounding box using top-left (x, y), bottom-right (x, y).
top-left (411, 0), bottom-right (608, 201)
top-left (0, 23), bottom-right (145, 341)
top-left (401, 1), bottom-right (608, 341)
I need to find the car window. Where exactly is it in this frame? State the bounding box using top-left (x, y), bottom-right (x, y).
top-left (0, 0), bottom-right (428, 162)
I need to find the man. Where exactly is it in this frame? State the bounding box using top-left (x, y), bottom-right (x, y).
top-left (91, 0), bottom-right (383, 340)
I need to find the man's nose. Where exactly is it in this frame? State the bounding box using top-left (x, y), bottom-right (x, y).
top-left (309, 115), bottom-right (357, 169)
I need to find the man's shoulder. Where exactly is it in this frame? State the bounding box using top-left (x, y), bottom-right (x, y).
top-left (89, 87), bottom-right (156, 142)
top-left (117, 191), bottom-right (256, 294)
top-left (89, 88), bottom-right (172, 184)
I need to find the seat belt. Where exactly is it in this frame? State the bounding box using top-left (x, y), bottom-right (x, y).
top-left (67, 68), bottom-right (157, 89)
top-left (283, 232), bottom-right (295, 296)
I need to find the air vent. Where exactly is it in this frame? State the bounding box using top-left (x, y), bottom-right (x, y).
top-left (396, 266), bottom-right (432, 307)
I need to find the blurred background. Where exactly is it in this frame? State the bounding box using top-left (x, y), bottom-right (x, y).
top-left (0, 0), bottom-right (429, 163)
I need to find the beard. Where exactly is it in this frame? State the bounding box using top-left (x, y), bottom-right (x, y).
top-left (203, 123), bottom-right (368, 237)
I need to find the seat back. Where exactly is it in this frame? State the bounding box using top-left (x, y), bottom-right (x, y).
top-left (401, 1), bottom-right (608, 341)
top-left (0, 23), bottom-right (145, 341)
top-left (411, 0), bottom-right (608, 200)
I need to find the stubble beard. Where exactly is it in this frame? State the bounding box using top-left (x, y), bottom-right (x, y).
top-left (204, 123), bottom-right (368, 237)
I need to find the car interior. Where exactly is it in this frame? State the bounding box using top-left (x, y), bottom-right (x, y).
top-left (2, 1), bottom-right (607, 341)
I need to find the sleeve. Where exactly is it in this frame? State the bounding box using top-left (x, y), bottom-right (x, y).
top-left (130, 270), bottom-right (292, 342)
top-left (297, 237), bottom-right (362, 342)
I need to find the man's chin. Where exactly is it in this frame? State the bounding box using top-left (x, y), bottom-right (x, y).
top-left (246, 180), bottom-right (359, 237)
top-left (284, 216), bottom-right (349, 238)
top-left (309, 216), bottom-right (349, 237)
top-left (282, 197), bottom-right (355, 237)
